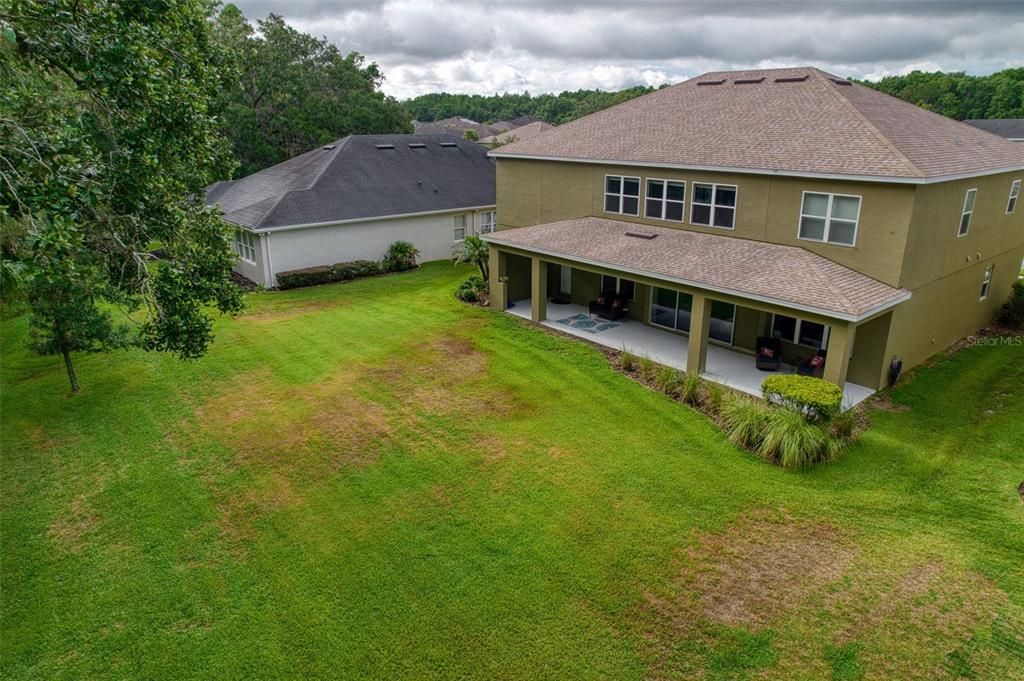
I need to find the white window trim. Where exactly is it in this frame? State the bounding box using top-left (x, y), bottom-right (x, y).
top-left (234, 229), bottom-right (256, 264)
top-left (980, 265), bottom-right (994, 300)
top-left (770, 313), bottom-right (831, 350)
top-left (958, 188), bottom-right (977, 237)
top-left (1007, 179), bottom-right (1021, 215)
top-left (479, 210), bottom-right (496, 234)
top-left (797, 191), bottom-right (861, 248)
top-left (690, 183), bottom-right (738, 230)
top-left (453, 214), bottom-right (468, 242)
top-left (604, 174), bottom-right (641, 216)
top-left (644, 178), bottom-right (686, 222)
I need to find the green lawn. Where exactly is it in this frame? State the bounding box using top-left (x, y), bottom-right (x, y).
top-left (2, 262), bottom-right (1022, 680)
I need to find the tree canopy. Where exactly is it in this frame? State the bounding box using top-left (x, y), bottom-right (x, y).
top-left (860, 68), bottom-right (1024, 120)
top-left (1, 0), bottom-right (243, 391)
top-left (212, 5), bottom-right (413, 177)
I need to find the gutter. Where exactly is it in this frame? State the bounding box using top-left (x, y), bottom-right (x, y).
top-left (481, 234), bottom-right (912, 323)
top-left (233, 204), bottom-right (497, 234)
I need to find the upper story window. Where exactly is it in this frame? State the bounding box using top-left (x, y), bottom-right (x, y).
top-left (958, 188), bottom-right (977, 237)
top-left (645, 179), bottom-right (685, 222)
top-left (691, 183), bottom-right (736, 229)
top-left (480, 210), bottom-right (496, 234)
top-left (454, 214), bottom-right (467, 241)
top-left (798, 192), bottom-right (860, 246)
top-left (233, 229), bottom-right (255, 263)
top-left (979, 265), bottom-right (994, 300)
top-left (605, 175), bottom-right (640, 215)
top-left (1007, 180), bottom-right (1021, 215)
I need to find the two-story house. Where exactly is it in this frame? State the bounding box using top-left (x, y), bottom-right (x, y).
top-left (482, 68), bottom-right (1024, 403)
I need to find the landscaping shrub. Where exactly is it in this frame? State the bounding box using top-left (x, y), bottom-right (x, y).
top-left (758, 406), bottom-right (838, 468)
top-left (638, 355), bottom-right (658, 383)
top-left (998, 280), bottom-right (1024, 328)
top-left (276, 260), bottom-right (386, 290)
top-left (383, 240), bottom-right (419, 271)
top-left (828, 408), bottom-right (858, 441)
top-left (721, 394), bottom-right (772, 450)
top-left (655, 366), bottom-right (682, 397)
top-left (699, 380), bottom-right (726, 415)
top-left (619, 348), bottom-right (638, 372)
top-left (761, 374), bottom-right (843, 422)
top-left (679, 372), bottom-right (702, 406)
top-left (454, 274), bottom-right (488, 302)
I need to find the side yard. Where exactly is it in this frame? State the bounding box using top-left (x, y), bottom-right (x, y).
top-left (2, 262), bottom-right (1022, 680)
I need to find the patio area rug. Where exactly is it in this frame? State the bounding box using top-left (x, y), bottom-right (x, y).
top-left (555, 313), bottom-right (621, 334)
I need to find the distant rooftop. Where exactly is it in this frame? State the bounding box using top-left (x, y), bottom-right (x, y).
top-left (492, 67), bottom-right (1024, 182)
top-left (963, 118), bottom-right (1024, 141)
top-left (206, 134), bottom-right (495, 230)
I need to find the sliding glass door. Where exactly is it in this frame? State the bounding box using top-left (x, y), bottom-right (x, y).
top-left (651, 286), bottom-right (735, 345)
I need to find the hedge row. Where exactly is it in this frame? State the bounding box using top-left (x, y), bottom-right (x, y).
top-left (761, 374), bottom-right (843, 421)
top-left (276, 260), bottom-right (386, 290)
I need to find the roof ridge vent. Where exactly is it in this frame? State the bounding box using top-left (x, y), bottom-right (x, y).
top-left (439, 141), bottom-right (458, 147)
top-left (374, 143), bottom-right (396, 150)
top-left (625, 230), bottom-right (657, 240)
top-left (829, 77), bottom-right (852, 85)
top-left (774, 75), bottom-right (808, 83)
top-left (322, 144), bottom-right (337, 150)
top-left (733, 77), bottom-right (765, 84)
top-left (408, 142), bottom-right (426, 149)
top-left (697, 79), bottom-right (726, 86)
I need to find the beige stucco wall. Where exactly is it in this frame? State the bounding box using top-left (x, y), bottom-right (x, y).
top-left (496, 158), bottom-right (917, 286)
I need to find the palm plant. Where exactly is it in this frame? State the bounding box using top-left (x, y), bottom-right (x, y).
top-left (384, 241), bottom-right (419, 271)
top-left (452, 235), bottom-right (489, 280)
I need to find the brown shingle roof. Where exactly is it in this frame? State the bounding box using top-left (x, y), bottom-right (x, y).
top-left (483, 217), bottom-right (910, 321)
top-left (492, 67), bottom-right (1024, 181)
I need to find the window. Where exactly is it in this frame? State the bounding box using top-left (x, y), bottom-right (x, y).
top-left (798, 192), bottom-right (860, 246)
top-left (771, 314), bottom-right (830, 350)
top-left (958, 188), bottom-right (977, 237)
top-left (601, 274), bottom-right (635, 301)
top-left (604, 175), bottom-right (640, 216)
top-left (979, 265), bottom-right (994, 300)
top-left (645, 179), bottom-right (685, 222)
top-left (1007, 180), bottom-right (1021, 215)
top-left (453, 214), bottom-right (467, 241)
top-left (690, 183), bottom-right (737, 229)
top-left (651, 287), bottom-right (692, 332)
top-left (709, 301), bottom-right (735, 345)
top-left (233, 229), bottom-right (255, 263)
top-left (480, 211), bottom-right (496, 234)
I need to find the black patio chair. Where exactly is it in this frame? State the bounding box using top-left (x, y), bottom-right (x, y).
top-left (755, 336), bottom-right (783, 371)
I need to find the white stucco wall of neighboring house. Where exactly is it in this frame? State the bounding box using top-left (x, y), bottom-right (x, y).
top-left (233, 207), bottom-right (496, 288)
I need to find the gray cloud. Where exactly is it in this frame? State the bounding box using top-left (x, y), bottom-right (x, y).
top-left (228, 0), bottom-right (1024, 98)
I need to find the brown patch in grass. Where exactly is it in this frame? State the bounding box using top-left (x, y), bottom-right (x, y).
top-left (240, 297), bottom-right (345, 323)
top-left (48, 493), bottom-right (100, 554)
top-left (869, 392), bottom-right (911, 413)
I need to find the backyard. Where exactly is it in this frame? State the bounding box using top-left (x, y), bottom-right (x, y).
top-left (2, 262), bottom-right (1022, 680)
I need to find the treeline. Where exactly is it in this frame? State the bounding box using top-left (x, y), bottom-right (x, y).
top-left (404, 86), bottom-right (659, 126)
top-left (860, 68), bottom-right (1024, 120)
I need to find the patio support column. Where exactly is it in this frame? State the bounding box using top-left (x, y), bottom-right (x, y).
top-left (488, 245), bottom-right (506, 311)
top-left (686, 293), bottom-right (711, 375)
top-left (530, 256), bottom-right (547, 322)
top-left (823, 320), bottom-right (856, 387)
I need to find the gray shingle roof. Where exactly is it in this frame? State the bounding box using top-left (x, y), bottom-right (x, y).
top-left (963, 119), bottom-right (1024, 140)
top-left (483, 217), bottom-right (910, 321)
top-left (492, 67), bottom-right (1024, 181)
top-left (205, 134), bottom-right (496, 230)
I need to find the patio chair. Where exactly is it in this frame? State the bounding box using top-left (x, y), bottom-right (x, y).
top-left (798, 349), bottom-right (827, 378)
top-left (755, 336), bottom-right (783, 371)
top-left (589, 290), bottom-right (628, 321)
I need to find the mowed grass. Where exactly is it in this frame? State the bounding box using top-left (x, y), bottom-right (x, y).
top-left (2, 262), bottom-right (1023, 680)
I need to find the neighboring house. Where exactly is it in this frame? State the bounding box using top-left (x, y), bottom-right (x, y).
top-left (963, 119), bottom-right (1024, 142)
top-left (207, 134), bottom-right (496, 288)
top-left (414, 117), bottom-right (500, 139)
top-left (483, 67), bottom-right (1024, 400)
top-left (479, 121), bottom-right (554, 148)
top-left (491, 115), bottom-right (545, 133)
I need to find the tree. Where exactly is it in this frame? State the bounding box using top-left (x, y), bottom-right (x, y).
top-left (1, 0), bottom-right (244, 392)
top-left (462, 129), bottom-right (479, 141)
top-left (861, 68), bottom-right (1024, 120)
top-left (452, 235), bottom-right (489, 281)
top-left (212, 7), bottom-right (413, 176)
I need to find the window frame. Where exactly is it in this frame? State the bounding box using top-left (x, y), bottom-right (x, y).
top-left (233, 229), bottom-right (256, 264)
top-left (603, 174), bottom-right (641, 216)
top-left (797, 191), bottom-right (862, 248)
top-left (979, 265), bottom-right (994, 300)
top-left (958, 188), bottom-right (977, 238)
top-left (690, 182), bottom-right (738, 230)
top-left (644, 178), bottom-right (686, 223)
top-left (770, 313), bottom-right (831, 350)
top-left (1007, 179), bottom-right (1021, 215)
top-left (453, 214), bottom-right (468, 241)
top-left (600, 274), bottom-right (635, 302)
top-left (479, 210), bottom-right (496, 234)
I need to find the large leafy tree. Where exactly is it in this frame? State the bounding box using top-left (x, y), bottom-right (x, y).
top-left (213, 5), bottom-right (413, 176)
top-left (862, 68), bottom-right (1024, 120)
top-left (0, 0), bottom-right (243, 392)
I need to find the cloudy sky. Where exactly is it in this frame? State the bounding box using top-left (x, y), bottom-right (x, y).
top-left (230, 0), bottom-right (1024, 99)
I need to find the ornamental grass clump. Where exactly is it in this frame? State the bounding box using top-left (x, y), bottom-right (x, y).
top-left (679, 372), bottom-right (703, 406)
top-left (655, 366), bottom-right (682, 397)
top-left (757, 405), bottom-right (838, 468)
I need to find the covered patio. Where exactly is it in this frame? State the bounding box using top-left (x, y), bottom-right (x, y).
top-left (485, 217), bottom-right (911, 407)
top-left (507, 298), bottom-right (876, 405)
